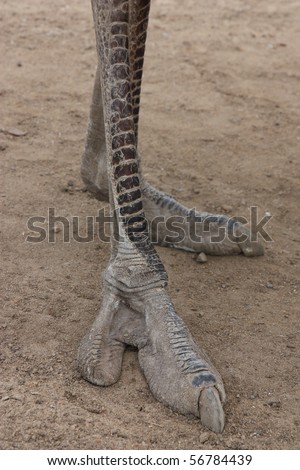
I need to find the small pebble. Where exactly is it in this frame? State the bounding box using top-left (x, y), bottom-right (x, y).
top-left (266, 400), bottom-right (281, 408)
top-left (67, 180), bottom-right (75, 187)
top-left (53, 225), bottom-right (61, 233)
top-left (221, 204), bottom-right (233, 212)
top-left (266, 282), bottom-right (273, 289)
top-left (200, 432), bottom-right (210, 444)
top-left (196, 252), bottom-right (207, 264)
top-left (11, 395), bottom-right (23, 402)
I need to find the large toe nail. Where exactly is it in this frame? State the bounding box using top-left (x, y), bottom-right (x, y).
top-left (199, 387), bottom-right (225, 433)
top-left (236, 225), bottom-right (265, 257)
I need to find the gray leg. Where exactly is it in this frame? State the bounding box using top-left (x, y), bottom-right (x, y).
top-left (81, 60), bottom-right (263, 258)
top-left (78, 0), bottom-right (225, 433)
top-left (81, 64), bottom-right (109, 200)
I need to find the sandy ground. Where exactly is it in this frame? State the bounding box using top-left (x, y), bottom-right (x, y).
top-left (0, 0), bottom-right (299, 450)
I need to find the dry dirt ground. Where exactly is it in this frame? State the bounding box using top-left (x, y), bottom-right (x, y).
top-left (0, 0), bottom-right (299, 450)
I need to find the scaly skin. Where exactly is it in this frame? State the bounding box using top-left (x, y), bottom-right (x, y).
top-left (81, 65), bottom-right (263, 257)
top-left (77, 0), bottom-right (264, 433)
top-left (78, 243), bottom-right (225, 433)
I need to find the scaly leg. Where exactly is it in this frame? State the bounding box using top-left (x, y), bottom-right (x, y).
top-left (78, 0), bottom-right (226, 432)
top-left (81, 12), bottom-right (263, 257)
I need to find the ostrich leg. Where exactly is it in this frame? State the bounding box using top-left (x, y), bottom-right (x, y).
top-left (78, 0), bottom-right (225, 433)
top-left (81, 7), bottom-right (264, 257)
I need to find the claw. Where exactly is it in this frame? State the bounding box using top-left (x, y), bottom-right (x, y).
top-left (236, 224), bottom-right (265, 257)
top-left (79, 283), bottom-right (226, 433)
top-left (199, 386), bottom-right (225, 433)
